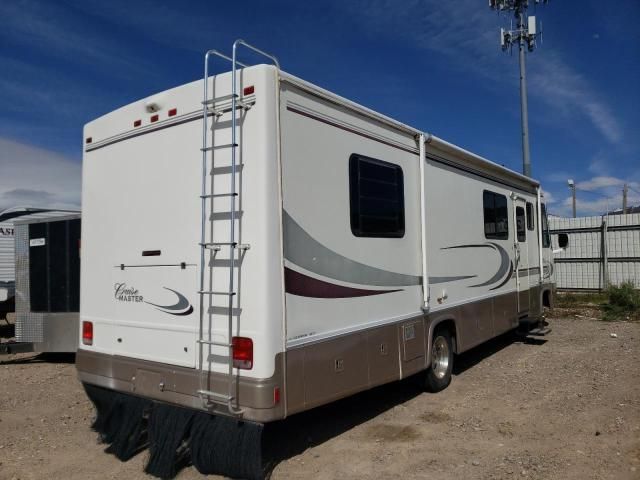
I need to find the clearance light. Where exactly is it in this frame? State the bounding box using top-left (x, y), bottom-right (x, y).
top-left (232, 336), bottom-right (253, 369)
top-left (85, 137), bottom-right (92, 144)
top-left (82, 321), bottom-right (93, 345)
top-left (273, 386), bottom-right (280, 405)
top-left (150, 114), bottom-right (159, 123)
top-left (168, 108), bottom-right (177, 117)
top-left (243, 85), bottom-right (255, 96)
top-left (133, 119), bottom-right (142, 127)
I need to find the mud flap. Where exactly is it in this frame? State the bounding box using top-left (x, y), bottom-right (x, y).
top-left (83, 383), bottom-right (264, 480)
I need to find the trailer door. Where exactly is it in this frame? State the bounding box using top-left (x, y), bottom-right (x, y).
top-left (513, 197), bottom-right (530, 315)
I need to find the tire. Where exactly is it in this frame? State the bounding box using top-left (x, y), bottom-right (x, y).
top-left (424, 329), bottom-right (454, 392)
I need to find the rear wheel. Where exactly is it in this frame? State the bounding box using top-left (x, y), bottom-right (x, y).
top-left (424, 329), bottom-right (453, 392)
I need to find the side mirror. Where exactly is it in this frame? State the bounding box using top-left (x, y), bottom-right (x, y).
top-left (558, 233), bottom-right (568, 249)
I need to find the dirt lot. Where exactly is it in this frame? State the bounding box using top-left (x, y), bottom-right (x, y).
top-left (1, 316), bottom-right (639, 480)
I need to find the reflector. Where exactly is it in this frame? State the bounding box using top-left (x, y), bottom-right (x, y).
top-left (82, 321), bottom-right (93, 345)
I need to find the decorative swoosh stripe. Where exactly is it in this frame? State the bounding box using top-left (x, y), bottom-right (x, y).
top-left (443, 243), bottom-right (511, 288)
top-left (283, 211), bottom-right (421, 287)
top-left (490, 261), bottom-right (514, 290)
top-left (144, 287), bottom-right (194, 316)
top-left (285, 267), bottom-right (401, 298)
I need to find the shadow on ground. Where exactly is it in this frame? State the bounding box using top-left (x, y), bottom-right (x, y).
top-left (0, 352), bottom-right (76, 365)
top-left (262, 329), bottom-right (547, 475)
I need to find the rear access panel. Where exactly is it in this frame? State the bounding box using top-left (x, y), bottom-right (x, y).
top-left (111, 265), bottom-right (198, 368)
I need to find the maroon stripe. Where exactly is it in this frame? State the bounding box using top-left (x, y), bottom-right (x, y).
top-left (287, 106), bottom-right (418, 155)
top-left (284, 267), bottom-right (401, 298)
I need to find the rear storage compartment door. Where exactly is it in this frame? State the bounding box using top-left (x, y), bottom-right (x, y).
top-left (112, 265), bottom-right (197, 367)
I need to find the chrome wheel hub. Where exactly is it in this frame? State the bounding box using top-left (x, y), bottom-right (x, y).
top-left (431, 336), bottom-right (450, 379)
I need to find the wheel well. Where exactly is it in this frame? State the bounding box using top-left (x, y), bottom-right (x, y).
top-left (433, 319), bottom-right (457, 354)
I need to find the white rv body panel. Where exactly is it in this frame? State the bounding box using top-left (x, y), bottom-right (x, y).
top-left (280, 82), bottom-right (422, 346)
top-left (81, 67), bottom-right (284, 379)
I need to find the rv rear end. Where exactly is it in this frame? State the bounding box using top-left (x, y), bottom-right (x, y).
top-left (77, 65), bottom-right (285, 477)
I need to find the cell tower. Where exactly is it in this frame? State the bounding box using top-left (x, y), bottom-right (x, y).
top-left (490, 0), bottom-right (548, 178)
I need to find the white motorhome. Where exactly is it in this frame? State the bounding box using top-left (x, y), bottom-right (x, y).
top-left (77, 42), bottom-right (557, 479)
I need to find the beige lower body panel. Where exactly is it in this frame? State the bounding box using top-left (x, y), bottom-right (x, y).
top-left (78, 287), bottom-right (552, 423)
top-left (76, 349), bottom-right (285, 423)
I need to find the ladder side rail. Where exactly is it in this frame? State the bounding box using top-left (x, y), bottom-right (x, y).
top-left (225, 40), bottom-right (281, 413)
top-left (199, 49), bottom-right (243, 409)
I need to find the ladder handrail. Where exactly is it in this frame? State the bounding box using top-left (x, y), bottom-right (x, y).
top-left (199, 41), bottom-right (280, 416)
top-left (200, 49), bottom-right (241, 415)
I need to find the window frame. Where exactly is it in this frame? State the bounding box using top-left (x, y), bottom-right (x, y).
top-left (483, 190), bottom-right (509, 240)
top-left (526, 202), bottom-right (534, 231)
top-left (516, 206), bottom-right (526, 242)
top-left (349, 153), bottom-right (405, 238)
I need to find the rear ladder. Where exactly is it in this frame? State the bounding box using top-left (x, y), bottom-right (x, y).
top-left (196, 40), bottom-right (279, 415)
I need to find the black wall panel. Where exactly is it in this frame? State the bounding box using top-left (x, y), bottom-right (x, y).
top-left (28, 218), bottom-right (81, 313)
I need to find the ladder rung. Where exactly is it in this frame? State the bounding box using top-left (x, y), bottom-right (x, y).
top-left (197, 339), bottom-right (231, 347)
top-left (206, 100), bottom-right (255, 115)
top-left (208, 306), bottom-right (242, 315)
top-left (200, 143), bottom-right (238, 152)
top-left (201, 242), bottom-right (236, 248)
top-left (202, 93), bottom-right (238, 105)
top-left (211, 164), bottom-right (244, 175)
top-left (200, 193), bottom-right (238, 199)
top-left (198, 290), bottom-right (236, 296)
top-left (197, 390), bottom-right (234, 402)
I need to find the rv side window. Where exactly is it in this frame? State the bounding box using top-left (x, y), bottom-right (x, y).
top-left (541, 203), bottom-right (551, 248)
top-left (349, 154), bottom-right (405, 238)
top-left (516, 206), bottom-right (526, 242)
top-left (526, 202), bottom-right (534, 230)
top-left (483, 191), bottom-right (509, 240)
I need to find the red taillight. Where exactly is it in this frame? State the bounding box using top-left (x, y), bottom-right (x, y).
top-left (168, 108), bottom-right (177, 117)
top-left (82, 321), bottom-right (93, 346)
top-left (243, 85), bottom-right (254, 96)
top-left (273, 386), bottom-right (280, 405)
top-left (150, 114), bottom-right (159, 123)
top-left (133, 119), bottom-right (142, 127)
top-left (232, 337), bottom-right (253, 369)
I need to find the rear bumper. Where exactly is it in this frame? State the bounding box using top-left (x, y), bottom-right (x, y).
top-left (76, 349), bottom-right (285, 423)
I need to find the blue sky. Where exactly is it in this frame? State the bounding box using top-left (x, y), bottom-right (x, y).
top-left (1, 0), bottom-right (638, 216)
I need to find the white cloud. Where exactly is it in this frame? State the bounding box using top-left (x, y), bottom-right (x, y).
top-left (339, 0), bottom-right (623, 146)
top-left (576, 176), bottom-right (626, 191)
top-left (541, 189), bottom-right (556, 204)
top-left (0, 137), bottom-right (81, 211)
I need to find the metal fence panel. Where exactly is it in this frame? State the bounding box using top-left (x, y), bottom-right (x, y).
top-left (549, 213), bottom-right (640, 290)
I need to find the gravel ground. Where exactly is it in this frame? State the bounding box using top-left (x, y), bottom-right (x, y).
top-left (1, 316), bottom-right (639, 480)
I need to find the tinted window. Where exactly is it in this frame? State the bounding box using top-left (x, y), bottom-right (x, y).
top-left (516, 206), bottom-right (526, 242)
top-left (350, 154), bottom-right (405, 237)
top-left (483, 191), bottom-right (509, 240)
top-left (526, 202), bottom-right (534, 230)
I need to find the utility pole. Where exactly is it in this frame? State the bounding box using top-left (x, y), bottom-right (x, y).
top-left (622, 183), bottom-right (628, 214)
top-left (568, 179), bottom-right (576, 218)
top-left (490, 0), bottom-right (548, 178)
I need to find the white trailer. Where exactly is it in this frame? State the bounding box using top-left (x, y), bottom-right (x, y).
top-left (0, 207), bottom-right (78, 323)
top-left (77, 41), bottom-right (558, 479)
